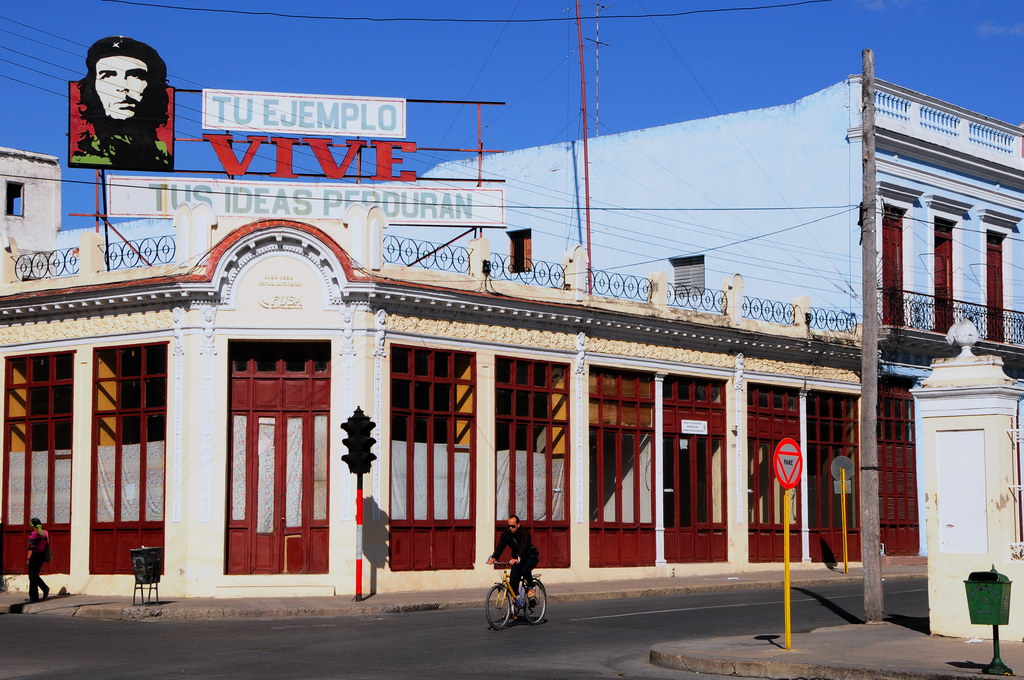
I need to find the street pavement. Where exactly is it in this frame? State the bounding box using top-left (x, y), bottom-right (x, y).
top-left (2, 563), bottom-right (1021, 680)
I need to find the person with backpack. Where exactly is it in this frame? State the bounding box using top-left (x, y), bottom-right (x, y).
top-left (486, 515), bottom-right (540, 604)
top-left (26, 517), bottom-right (50, 602)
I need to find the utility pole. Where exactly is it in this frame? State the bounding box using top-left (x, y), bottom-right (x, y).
top-left (860, 48), bottom-right (884, 624)
top-left (575, 0), bottom-right (594, 292)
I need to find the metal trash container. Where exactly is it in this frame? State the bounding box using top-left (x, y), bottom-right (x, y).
top-left (130, 546), bottom-right (163, 605)
top-left (964, 567), bottom-right (1014, 676)
top-left (964, 567), bottom-right (1012, 626)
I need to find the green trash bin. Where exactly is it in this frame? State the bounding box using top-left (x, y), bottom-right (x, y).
top-left (964, 568), bottom-right (1012, 626)
top-left (964, 567), bottom-right (1013, 676)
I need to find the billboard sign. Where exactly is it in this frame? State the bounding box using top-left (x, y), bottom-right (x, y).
top-left (106, 176), bottom-right (505, 226)
top-left (203, 89), bottom-right (406, 138)
top-left (68, 36), bottom-right (175, 171)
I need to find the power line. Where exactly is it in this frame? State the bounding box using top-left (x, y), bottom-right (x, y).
top-left (97, 0), bottom-right (834, 24)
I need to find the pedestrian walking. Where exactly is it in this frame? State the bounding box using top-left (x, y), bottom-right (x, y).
top-left (26, 517), bottom-right (50, 602)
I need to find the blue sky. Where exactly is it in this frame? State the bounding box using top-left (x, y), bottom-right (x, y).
top-left (2, 0), bottom-right (1023, 230)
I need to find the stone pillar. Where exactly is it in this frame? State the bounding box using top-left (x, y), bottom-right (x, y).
top-left (912, 325), bottom-right (1024, 639)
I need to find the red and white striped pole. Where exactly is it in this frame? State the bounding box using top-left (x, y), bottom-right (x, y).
top-left (354, 472), bottom-right (364, 602)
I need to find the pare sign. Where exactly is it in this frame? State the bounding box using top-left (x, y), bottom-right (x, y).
top-left (772, 438), bottom-right (803, 490)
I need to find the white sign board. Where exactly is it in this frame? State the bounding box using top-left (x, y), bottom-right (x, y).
top-left (680, 420), bottom-right (708, 435)
top-left (203, 89), bottom-right (407, 138)
top-left (936, 429), bottom-right (988, 554)
top-left (107, 176), bottom-right (505, 226)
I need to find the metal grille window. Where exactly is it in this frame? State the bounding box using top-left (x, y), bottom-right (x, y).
top-left (91, 344), bottom-right (167, 574)
top-left (390, 345), bottom-right (476, 570)
top-left (495, 356), bottom-right (570, 567)
top-left (588, 368), bottom-right (656, 567)
top-left (3, 352), bottom-right (74, 575)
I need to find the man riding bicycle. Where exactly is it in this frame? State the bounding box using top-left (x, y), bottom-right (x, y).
top-left (486, 514), bottom-right (539, 603)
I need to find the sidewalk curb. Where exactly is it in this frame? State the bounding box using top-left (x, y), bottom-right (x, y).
top-left (648, 644), bottom-right (983, 680)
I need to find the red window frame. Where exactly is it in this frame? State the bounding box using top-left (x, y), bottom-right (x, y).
top-left (987, 232), bottom-right (1005, 343)
top-left (588, 368), bottom-right (656, 568)
top-left (389, 345), bottom-right (476, 571)
top-left (494, 356), bottom-right (571, 567)
top-left (934, 218), bottom-right (954, 332)
top-left (90, 343), bottom-right (168, 574)
top-left (806, 391), bottom-right (860, 564)
top-left (2, 352), bottom-right (74, 575)
top-left (881, 206), bottom-right (905, 326)
top-left (662, 376), bottom-right (728, 563)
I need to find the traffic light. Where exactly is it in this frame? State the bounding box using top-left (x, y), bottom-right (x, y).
top-left (341, 407), bottom-right (377, 474)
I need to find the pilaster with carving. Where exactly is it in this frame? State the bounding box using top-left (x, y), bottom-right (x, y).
top-left (171, 307), bottom-right (185, 523)
top-left (339, 304), bottom-right (357, 521)
top-left (574, 331), bottom-right (586, 524)
top-left (372, 308), bottom-right (387, 520)
top-left (198, 304), bottom-right (218, 524)
top-left (734, 353), bottom-right (746, 522)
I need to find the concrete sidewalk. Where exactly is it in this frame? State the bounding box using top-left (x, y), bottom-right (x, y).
top-left (651, 622), bottom-right (1024, 680)
top-left (0, 563), bottom-right (925, 622)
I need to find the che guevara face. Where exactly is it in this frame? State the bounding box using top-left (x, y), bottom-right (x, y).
top-left (94, 55), bottom-right (150, 120)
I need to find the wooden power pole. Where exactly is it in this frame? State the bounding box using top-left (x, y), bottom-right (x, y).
top-left (860, 48), bottom-right (884, 623)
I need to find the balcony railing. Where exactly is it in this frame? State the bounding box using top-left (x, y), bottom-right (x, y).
top-left (15, 247), bottom-right (80, 281)
top-left (806, 307), bottom-right (859, 333)
top-left (667, 283), bottom-right (727, 314)
top-left (383, 234), bottom-right (469, 274)
top-left (881, 288), bottom-right (1024, 345)
top-left (588, 269), bottom-right (653, 302)
top-left (743, 295), bottom-right (796, 325)
top-left (103, 236), bottom-right (176, 271)
top-left (485, 253), bottom-right (566, 289)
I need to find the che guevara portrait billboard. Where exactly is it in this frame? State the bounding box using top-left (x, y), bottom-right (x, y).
top-left (68, 36), bottom-right (174, 171)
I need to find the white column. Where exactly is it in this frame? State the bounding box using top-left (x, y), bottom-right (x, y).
top-left (799, 390), bottom-right (811, 562)
top-left (654, 372), bottom-right (666, 566)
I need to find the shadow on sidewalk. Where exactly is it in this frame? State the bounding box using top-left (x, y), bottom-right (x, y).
top-left (792, 587), bottom-right (863, 625)
top-left (884, 613), bottom-right (930, 635)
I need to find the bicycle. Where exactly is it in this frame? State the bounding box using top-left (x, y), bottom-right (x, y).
top-left (484, 561), bottom-right (547, 629)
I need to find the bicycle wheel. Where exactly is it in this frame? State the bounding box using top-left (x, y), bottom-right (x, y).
top-left (485, 584), bottom-right (512, 630)
top-left (524, 579), bottom-right (547, 625)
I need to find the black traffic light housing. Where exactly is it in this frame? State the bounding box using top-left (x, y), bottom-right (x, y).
top-left (341, 407), bottom-right (377, 475)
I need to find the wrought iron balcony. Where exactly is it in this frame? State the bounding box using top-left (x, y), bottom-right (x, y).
top-left (667, 282), bottom-right (727, 314)
top-left (485, 252), bottom-right (566, 289)
top-left (383, 234), bottom-right (469, 274)
top-left (102, 236), bottom-right (176, 271)
top-left (881, 287), bottom-right (1024, 345)
top-left (14, 247), bottom-right (80, 281)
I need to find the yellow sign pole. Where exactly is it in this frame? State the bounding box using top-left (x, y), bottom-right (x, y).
top-left (783, 488), bottom-right (792, 650)
top-left (840, 474), bottom-right (849, 574)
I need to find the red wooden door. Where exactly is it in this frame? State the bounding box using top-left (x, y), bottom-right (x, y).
top-left (878, 381), bottom-right (919, 556)
top-left (588, 369), bottom-right (656, 568)
top-left (805, 392), bottom-right (860, 564)
top-left (226, 343), bottom-right (330, 575)
top-left (746, 385), bottom-right (801, 563)
top-left (662, 377), bottom-right (728, 563)
top-left (987, 233), bottom-right (1005, 343)
top-left (881, 207), bottom-right (905, 326)
top-left (493, 357), bottom-right (570, 568)
top-left (934, 220), bottom-right (954, 331)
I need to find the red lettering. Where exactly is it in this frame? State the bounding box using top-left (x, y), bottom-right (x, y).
top-left (270, 137), bottom-right (298, 178)
top-left (371, 140), bottom-right (417, 182)
top-left (204, 134), bottom-right (267, 176)
top-left (304, 138), bottom-right (366, 179)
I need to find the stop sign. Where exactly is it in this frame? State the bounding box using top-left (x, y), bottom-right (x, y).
top-left (773, 438), bottom-right (803, 490)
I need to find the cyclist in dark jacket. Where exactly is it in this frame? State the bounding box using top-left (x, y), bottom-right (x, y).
top-left (486, 515), bottom-right (539, 602)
